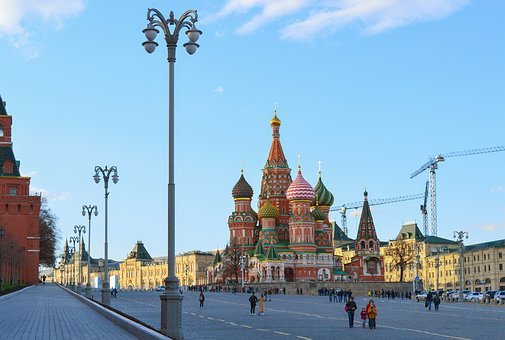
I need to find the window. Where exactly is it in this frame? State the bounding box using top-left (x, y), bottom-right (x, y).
top-left (9, 187), bottom-right (16, 195)
top-left (500, 264), bottom-right (503, 270)
top-left (500, 253), bottom-right (503, 259)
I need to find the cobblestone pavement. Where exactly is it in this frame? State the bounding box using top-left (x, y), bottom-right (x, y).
top-left (108, 290), bottom-right (505, 339)
top-left (0, 284), bottom-right (136, 339)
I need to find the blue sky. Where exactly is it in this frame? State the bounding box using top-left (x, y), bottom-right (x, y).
top-left (0, 0), bottom-right (503, 263)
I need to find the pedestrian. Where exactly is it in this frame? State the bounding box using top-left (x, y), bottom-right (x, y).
top-left (360, 308), bottom-right (367, 328)
top-left (114, 288), bottom-right (117, 298)
top-left (199, 291), bottom-right (205, 307)
top-left (426, 291), bottom-right (433, 311)
top-left (434, 293), bottom-right (441, 311)
top-left (366, 300), bottom-right (377, 329)
top-left (249, 292), bottom-right (258, 315)
top-left (268, 289), bottom-right (272, 301)
top-left (111, 288), bottom-right (114, 298)
top-left (345, 296), bottom-right (357, 328)
top-left (258, 294), bottom-right (265, 315)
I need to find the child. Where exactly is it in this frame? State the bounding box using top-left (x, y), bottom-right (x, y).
top-left (360, 308), bottom-right (367, 328)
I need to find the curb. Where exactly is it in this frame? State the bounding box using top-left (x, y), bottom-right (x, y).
top-left (0, 285), bottom-right (33, 302)
top-left (58, 285), bottom-right (170, 339)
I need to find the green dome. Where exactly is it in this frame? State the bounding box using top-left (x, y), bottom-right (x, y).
top-left (313, 175), bottom-right (334, 207)
top-left (258, 199), bottom-right (279, 219)
top-left (312, 205), bottom-right (326, 221)
top-left (232, 172), bottom-right (253, 199)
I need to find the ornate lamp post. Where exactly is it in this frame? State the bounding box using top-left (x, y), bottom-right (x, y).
top-left (74, 224), bottom-right (86, 294)
top-left (453, 230), bottom-right (468, 302)
top-left (9, 241), bottom-right (13, 286)
top-left (82, 205), bottom-right (98, 298)
top-left (94, 165), bottom-right (118, 306)
top-left (0, 228), bottom-right (3, 291)
top-left (433, 246), bottom-right (447, 291)
top-left (69, 236), bottom-right (79, 291)
top-left (142, 7), bottom-right (202, 339)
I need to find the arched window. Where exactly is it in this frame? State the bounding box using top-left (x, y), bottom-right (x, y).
top-left (360, 241), bottom-right (366, 250)
top-left (369, 240), bottom-right (374, 249)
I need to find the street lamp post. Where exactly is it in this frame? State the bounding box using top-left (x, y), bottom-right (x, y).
top-left (69, 236), bottom-right (79, 291)
top-left (94, 165), bottom-right (118, 306)
top-left (143, 7), bottom-right (202, 339)
top-left (433, 246), bottom-right (447, 291)
top-left (453, 230), bottom-right (468, 302)
top-left (74, 225), bottom-right (86, 294)
top-left (0, 228), bottom-right (3, 291)
top-left (82, 205), bottom-right (98, 298)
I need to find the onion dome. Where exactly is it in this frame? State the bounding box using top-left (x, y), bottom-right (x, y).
top-left (312, 204), bottom-right (326, 221)
top-left (232, 170), bottom-right (253, 199)
top-left (313, 172), bottom-right (334, 206)
top-left (286, 166), bottom-right (315, 201)
top-left (258, 198), bottom-right (279, 219)
top-left (270, 110), bottom-right (281, 126)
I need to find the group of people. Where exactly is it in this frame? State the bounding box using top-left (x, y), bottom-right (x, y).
top-left (110, 287), bottom-right (118, 298)
top-left (327, 289), bottom-right (353, 303)
top-left (346, 297), bottom-right (378, 329)
top-left (248, 292), bottom-right (266, 315)
top-left (368, 289), bottom-right (412, 300)
top-left (425, 291), bottom-right (441, 311)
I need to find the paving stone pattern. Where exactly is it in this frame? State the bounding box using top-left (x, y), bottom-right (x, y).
top-left (0, 284), bottom-right (136, 339)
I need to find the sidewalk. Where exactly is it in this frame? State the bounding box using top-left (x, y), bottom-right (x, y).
top-left (0, 284), bottom-right (136, 339)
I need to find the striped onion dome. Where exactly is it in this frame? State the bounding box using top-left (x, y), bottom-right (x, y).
top-left (232, 171), bottom-right (253, 199)
top-left (313, 173), bottom-right (334, 206)
top-left (258, 198), bottom-right (279, 219)
top-left (286, 167), bottom-right (315, 202)
top-left (312, 204), bottom-right (326, 221)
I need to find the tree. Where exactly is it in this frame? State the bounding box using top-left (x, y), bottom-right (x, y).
top-left (222, 242), bottom-right (242, 283)
top-left (385, 239), bottom-right (414, 282)
top-left (39, 198), bottom-right (60, 267)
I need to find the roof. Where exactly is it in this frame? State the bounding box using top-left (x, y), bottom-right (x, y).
top-left (333, 222), bottom-right (354, 242)
top-left (232, 171), bottom-right (254, 199)
top-left (213, 249), bottom-right (222, 265)
top-left (0, 147), bottom-right (21, 176)
top-left (265, 112), bottom-right (288, 169)
top-left (313, 172), bottom-right (334, 207)
top-left (265, 242), bottom-right (279, 260)
top-left (127, 241), bottom-right (153, 261)
top-left (424, 236), bottom-right (457, 245)
top-left (254, 240), bottom-right (265, 257)
top-left (355, 191), bottom-right (378, 241)
top-left (396, 221), bottom-right (424, 241)
top-left (0, 95), bottom-right (7, 115)
top-left (464, 239), bottom-right (505, 252)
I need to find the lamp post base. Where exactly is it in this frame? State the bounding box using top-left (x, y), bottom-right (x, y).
top-left (160, 276), bottom-right (183, 340)
top-left (101, 281), bottom-right (111, 306)
top-left (85, 284), bottom-right (92, 298)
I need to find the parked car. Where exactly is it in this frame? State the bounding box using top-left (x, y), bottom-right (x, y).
top-left (464, 292), bottom-right (483, 302)
top-left (447, 290), bottom-right (470, 301)
top-left (484, 290), bottom-right (498, 300)
top-left (155, 286), bottom-right (166, 291)
top-left (495, 291), bottom-right (505, 302)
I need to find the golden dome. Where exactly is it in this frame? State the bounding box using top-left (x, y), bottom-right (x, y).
top-left (270, 111), bottom-right (281, 127)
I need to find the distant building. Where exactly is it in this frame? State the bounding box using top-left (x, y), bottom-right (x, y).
top-left (0, 94), bottom-right (41, 285)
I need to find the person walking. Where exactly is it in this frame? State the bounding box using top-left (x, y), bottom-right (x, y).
top-left (258, 294), bottom-right (265, 315)
top-left (199, 291), bottom-right (205, 307)
top-left (366, 300), bottom-right (378, 329)
top-left (249, 292), bottom-right (258, 315)
top-left (426, 291), bottom-right (433, 311)
top-left (360, 308), bottom-right (367, 328)
top-left (434, 293), bottom-right (441, 311)
top-left (345, 296), bottom-right (357, 328)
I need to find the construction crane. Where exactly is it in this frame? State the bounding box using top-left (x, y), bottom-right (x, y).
top-left (411, 145), bottom-right (505, 237)
top-left (330, 193), bottom-right (424, 236)
top-left (420, 180), bottom-right (429, 237)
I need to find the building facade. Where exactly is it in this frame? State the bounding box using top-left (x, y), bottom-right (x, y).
top-left (0, 95), bottom-right (41, 285)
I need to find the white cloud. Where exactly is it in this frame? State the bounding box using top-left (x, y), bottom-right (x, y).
top-left (490, 185), bottom-right (504, 193)
top-left (21, 170), bottom-right (38, 177)
top-left (214, 86), bottom-right (224, 94)
top-left (0, 0), bottom-right (85, 57)
top-left (216, 0), bottom-right (469, 40)
top-left (475, 221), bottom-right (505, 233)
top-left (30, 186), bottom-right (71, 201)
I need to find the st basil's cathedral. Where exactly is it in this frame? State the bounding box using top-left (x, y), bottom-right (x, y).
top-left (224, 110), bottom-right (337, 283)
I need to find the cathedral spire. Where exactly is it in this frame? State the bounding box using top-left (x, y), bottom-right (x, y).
top-left (265, 108), bottom-right (288, 169)
top-left (356, 190), bottom-right (378, 241)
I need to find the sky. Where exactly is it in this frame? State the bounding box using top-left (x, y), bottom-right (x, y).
top-left (0, 0), bottom-right (503, 263)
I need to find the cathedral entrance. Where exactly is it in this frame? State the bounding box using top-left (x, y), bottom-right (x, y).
top-left (284, 268), bottom-right (294, 282)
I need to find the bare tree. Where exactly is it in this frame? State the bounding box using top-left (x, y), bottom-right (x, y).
top-left (222, 242), bottom-right (242, 284)
top-left (39, 198), bottom-right (61, 267)
top-left (385, 239), bottom-right (414, 282)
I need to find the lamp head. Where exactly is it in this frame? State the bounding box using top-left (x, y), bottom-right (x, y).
top-left (143, 23), bottom-right (159, 41)
top-left (112, 170), bottom-right (119, 184)
top-left (81, 209), bottom-right (85, 216)
top-left (186, 26), bottom-right (202, 43)
top-left (94, 207), bottom-right (98, 216)
top-left (93, 173), bottom-right (101, 184)
top-left (143, 41), bottom-right (158, 54)
top-left (183, 42), bottom-right (199, 55)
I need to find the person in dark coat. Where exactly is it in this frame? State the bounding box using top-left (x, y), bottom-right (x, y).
top-left (199, 292), bottom-right (205, 307)
top-left (345, 296), bottom-right (357, 328)
top-left (433, 293), bottom-right (441, 311)
top-left (426, 291), bottom-right (434, 311)
top-left (249, 293), bottom-right (259, 315)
